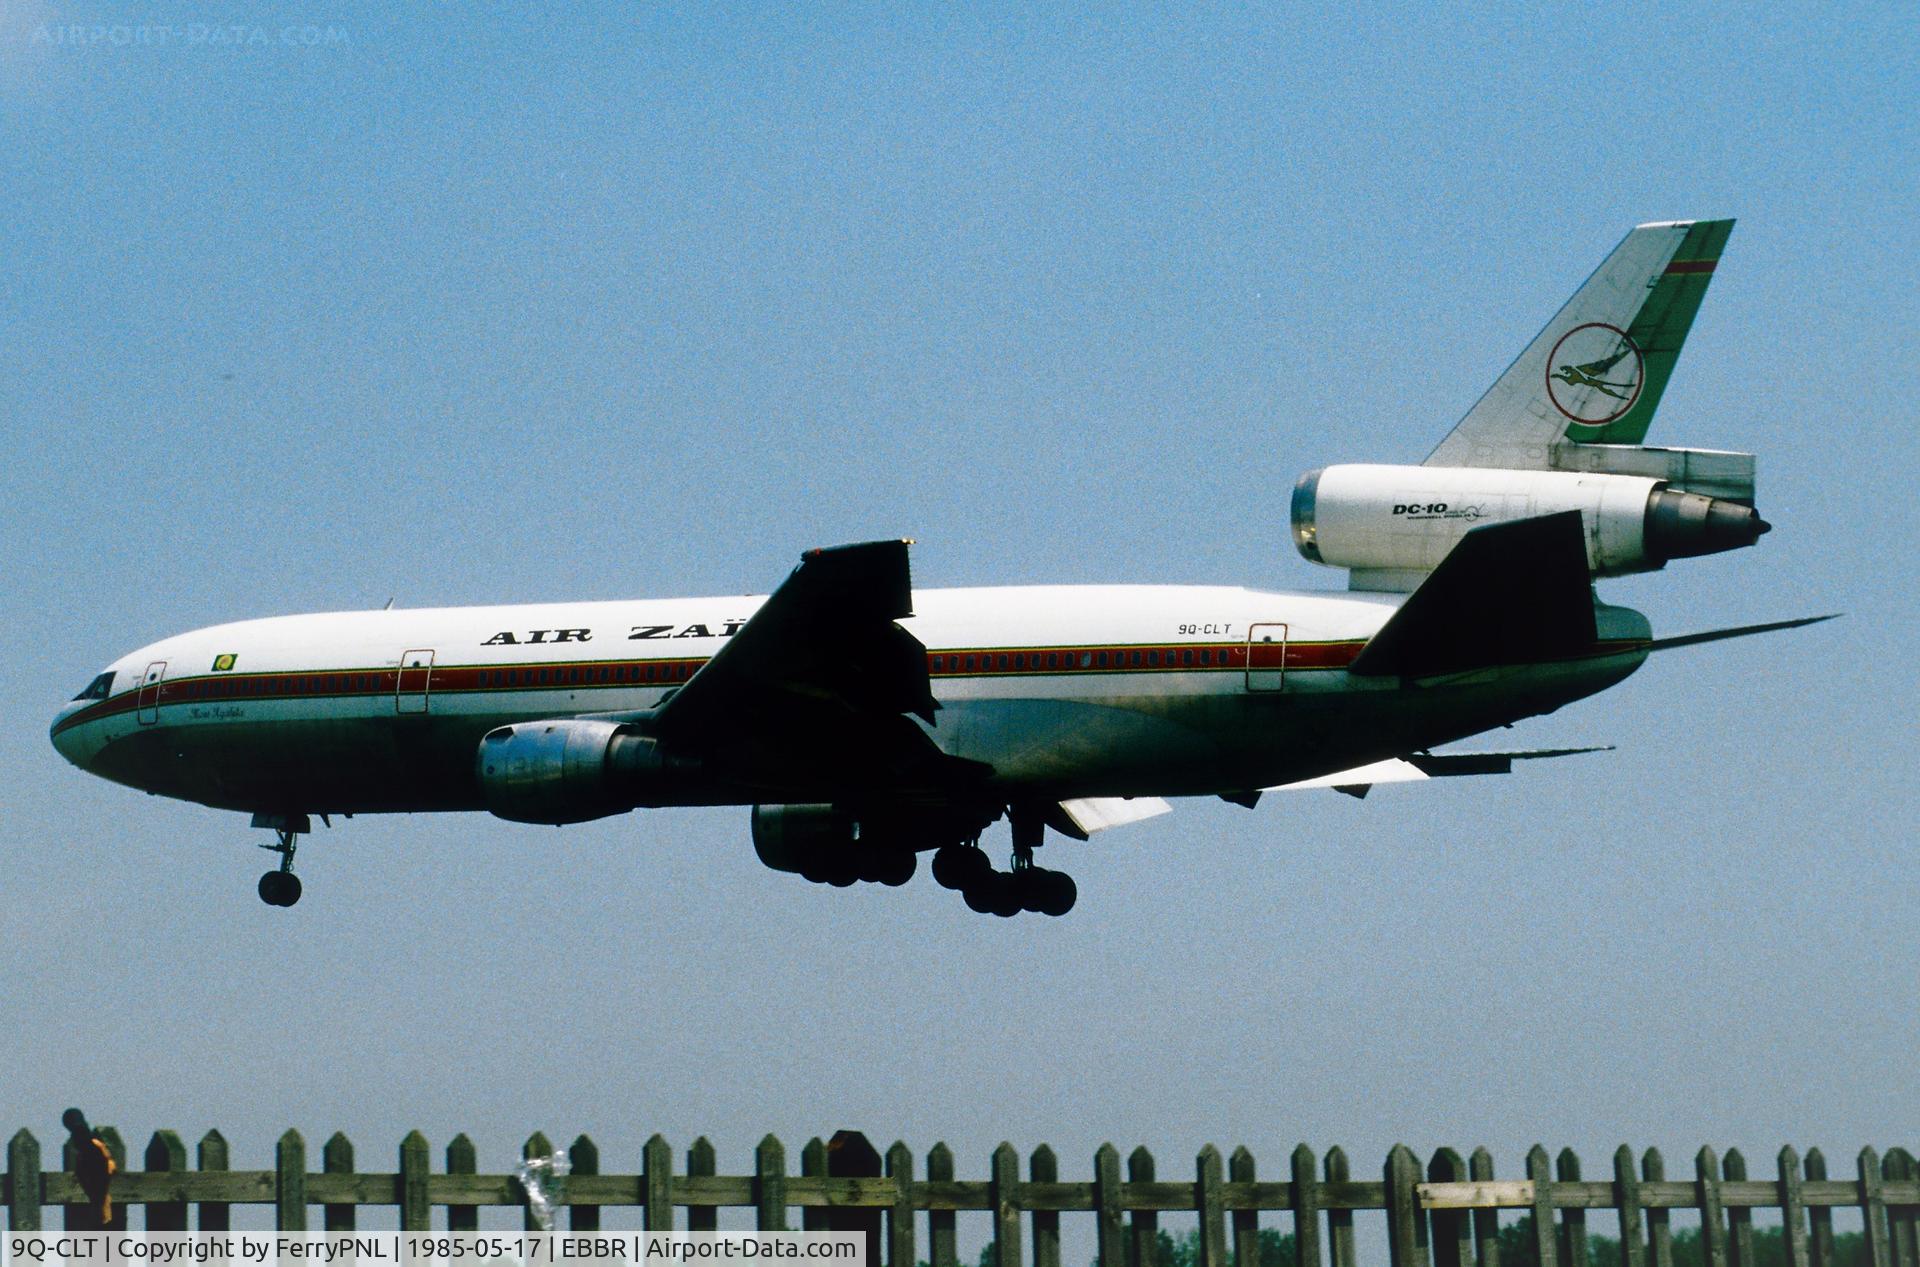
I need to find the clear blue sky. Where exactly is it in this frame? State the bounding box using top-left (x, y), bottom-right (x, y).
top-left (3, 0), bottom-right (1916, 1245)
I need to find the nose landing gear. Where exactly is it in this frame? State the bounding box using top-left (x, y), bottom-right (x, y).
top-left (252, 813), bottom-right (308, 907)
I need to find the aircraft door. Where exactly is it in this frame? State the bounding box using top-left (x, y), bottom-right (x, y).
top-left (396, 649), bottom-right (435, 714)
top-left (136, 660), bottom-right (167, 724)
top-left (1245, 624), bottom-right (1287, 692)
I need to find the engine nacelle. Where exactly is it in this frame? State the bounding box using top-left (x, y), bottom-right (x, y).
top-left (476, 719), bottom-right (667, 825)
top-left (1291, 464), bottom-right (1767, 588)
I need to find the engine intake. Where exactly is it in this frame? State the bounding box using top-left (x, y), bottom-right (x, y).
top-left (1291, 464), bottom-right (1766, 587)
top-left (476, 719), bottom-right (668, 825)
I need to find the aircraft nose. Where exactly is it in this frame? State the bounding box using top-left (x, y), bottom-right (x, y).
top-left (50, 703), bottom-right (89, 769)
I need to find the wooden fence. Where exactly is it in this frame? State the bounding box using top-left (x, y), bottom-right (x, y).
top-left (7, 1129), bottom-right (1920, 1267)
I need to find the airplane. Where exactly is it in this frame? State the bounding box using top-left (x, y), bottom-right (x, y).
top-left (50, 218), bottom-right (1832, 914)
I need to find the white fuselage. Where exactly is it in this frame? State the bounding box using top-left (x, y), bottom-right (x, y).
top-left (51, 583), bottom-right (1651, 815)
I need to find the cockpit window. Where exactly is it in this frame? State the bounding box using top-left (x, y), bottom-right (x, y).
top-left (72, 671), bottom-right (115, 702)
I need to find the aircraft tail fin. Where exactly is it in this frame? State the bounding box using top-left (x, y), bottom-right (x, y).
top-left (1424, 219), bottom-right (1733, 470)
top-left (1347, 511), bottom-right (1597, 677)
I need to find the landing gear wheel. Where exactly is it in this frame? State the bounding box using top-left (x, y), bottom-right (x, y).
top-left (1035, 869), bottom-right (1076, 917)
top-left (983, 872), bottom-right (1021, 918)
top-left (257, 870), bottom-right (302, 907)
top-left (933, 845), bottom-right (990, 890)
top-left (868, 849), bottom-right (916, 887)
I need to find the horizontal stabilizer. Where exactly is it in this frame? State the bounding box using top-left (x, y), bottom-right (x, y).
top-left (1646, 613), bottom-right (1839, 652)
top-left (1048, 796), bottom-right (1173, 840)
top-left (1348, 511), bottom-right (1596, 677)
top-left (1267, 745), bottom-right (1611, 797)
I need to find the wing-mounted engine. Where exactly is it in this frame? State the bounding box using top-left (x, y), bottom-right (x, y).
top-left (1290, 463), bottom-right (1767, 592)
top-left (476, 719), bottom-right (675, 825)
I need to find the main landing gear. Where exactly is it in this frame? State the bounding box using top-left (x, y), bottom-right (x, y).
top-left (252, 812), bottom-right (308, 907)
top-left (931, 806), bottom-right (1077, 917)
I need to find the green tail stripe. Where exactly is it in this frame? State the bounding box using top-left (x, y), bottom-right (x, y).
top-left (1568, 218), bottom-right (1733, 446)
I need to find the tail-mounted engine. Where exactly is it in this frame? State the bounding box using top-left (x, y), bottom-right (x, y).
top-left (1291, 462), bottom-right (1768, 590)
top-left (476, 719), bottom-right (671, 825)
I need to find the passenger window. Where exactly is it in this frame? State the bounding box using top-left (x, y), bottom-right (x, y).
top-left (1200, 649), bottom-right (1212, 665)
top-left (1182, 650), bottom-right (1194, 666)
top-left (1131, 651), bottom-right (1143, 666)
top-left (1046, 652), bottom-right (1058, 668)
top-left (966, 655), bottom-right (976, 671)
top-left (1096, 651), bottom-right (1108, 667)
top-left (996, 654), bottom-right (1008, 670)
top-left (1079, 652), bottom-right (1093, 668)
top-left (931, 655), bottom-right (943, 671)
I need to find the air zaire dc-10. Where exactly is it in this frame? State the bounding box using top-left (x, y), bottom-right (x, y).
top-left (53, 220), bottom-right (1830, 913)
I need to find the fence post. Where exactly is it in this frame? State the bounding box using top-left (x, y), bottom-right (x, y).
top-left (1094, 1144), bottom-right (1122, 1267)
top-left (1290, 1145), bottom-right (1323, 1267)
top-left (277, 1130), bottom-right (307, 1232)
top-left (198, 1130), bottom-right (229, 1232)
top-left (1643, 1150), bottom-right (1670, 1267)
top-left (802, 1139), bottom-right (829, 1233)
top-left (145, 1131), bottom-right (187, 1232)
top-left (1613, 1146), bottom-right (1646, 1267)
top-left (1778, 1147), bottom-right (1810, 1267)
top-left (887, 1141), bottom-right (916, 1267)
top-left (1325, 1147), bottom-right (1356, 1267)
top-left (1230, 1148), bottom-right (1260, 1267)
top-left (830, 1131), bottom-right (883, 1267)
top-left (1806, 1150), bottom-right (1835, 1267)
top-left (324, 1133), bottom-right (355, 1232)
top-left (1724, 1151), bottom-right (1754, 1267)
top-left (447, 1135), bottom-right (478, 1232)
top-left (570, 1135), bottom-right (600, 1232)
top-left (991, 1142), bottom-right (1023, 1267)
top-left (522, 1133), bottom-right (554, 1232)
top-left (1428, 1149), bottom-right (1469, 1267)
top-left (399, 1131), bottom-right (430, 1232)
top-left (9, 1130), bottom-right (41, 1231)
top-left (929, 1143), bottom-right (957, 1267)
top-left (1557, 1151), bottom-right (1586, 1267)
top-left (1469, 1148), bottom-right (1499, 1267)
top-left (756, 1134), bottom-right (787, 1231)
top-left (1197, 1146), bottom-right (1226, 1267)
top-left (1030, 1144), bottom-right (1058, 1267)
top-left (1696, 1147), bottom-right (1728, 1267)
top-left (1861, 1148), bottom-right (1892, 1267)
top-left (1385, 1145), bottom-right (1430, 1267)
top-left (1526, 1148), bottom-right (1555, 1267)
top-left (688, 1138), bottom-right (717, 1233)
top-left (1884, 1150), bottom-right (1916, 1267)
top-left (1128, 1147), bottom-right (1158, 1267)
top-left (644, 1135), bottom-right (673, 1233)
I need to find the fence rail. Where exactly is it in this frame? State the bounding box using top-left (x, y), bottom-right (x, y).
top-left (7, 1129), bottom-right (1919, 1267)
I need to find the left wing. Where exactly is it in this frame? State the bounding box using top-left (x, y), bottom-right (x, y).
top-left (652, 540), bottom-right (985, 798)
top-left (1258, 746), bottom-right (1612, 800)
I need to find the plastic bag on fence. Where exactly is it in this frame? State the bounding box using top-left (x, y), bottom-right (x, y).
top-left (515, 1151), bottom-right (572, 1231)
